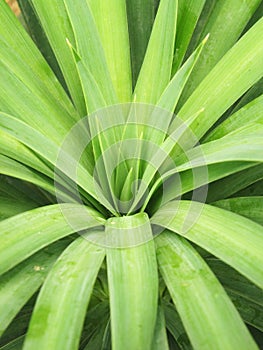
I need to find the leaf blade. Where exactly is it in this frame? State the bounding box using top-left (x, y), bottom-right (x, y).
top-left (23, 236), bottom-right (105, 350)
top-left (156, 231), bottom-right (258, 350)
top-left (152, 200), bottom-right (263, 289)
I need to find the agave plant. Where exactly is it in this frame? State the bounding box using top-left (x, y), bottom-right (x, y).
top-left (0, 0), bottom-right (263, 349)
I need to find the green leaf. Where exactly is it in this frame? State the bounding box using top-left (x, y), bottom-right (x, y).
top-left (0, 113), bottom-right (109, 210)
top-left (172, 0), bottom-right (205, 74)
top-left (213, 197), bottom-right (263, 226)
top-left (82, 318), bottom-right (110, 350)
top-left (0, 336), bottom-right (24, 350)
top-left (106, 213), bottom-right (158, 350)
top-left (126, 0), bottom-right (156, 86)
top-left (235, 179), bottom-right (263, 198)
top-left (88, 0), bottom-right (132, 102)
top-left (0, 155), bottom-right (59, 199)
top-left (151, 162), bottom-right (254, 212)
top-left (157, 36), bottom-right (208, 113)
top-left (0, 238), bottom-right (70, 335)
top-left (152, 305), bottom-right (169, 350)
top-left (23, 236), bottom-right (105, 350)
top-left (0, 129), bottom-right (54, 179)
top-left (67, 43), bottom-right (108, 114)
top-left (227, 290), bottom-right (263, 331)
top-left (179, 0), bottom-right (262, 105)
top-left (145, 129), bottom-right (263, 212)
top-left (134, 0), bottom-right (178, 104)
top-left (156, 231), bottom-right (258, 349)
top-left (207, 163), bottom-right (263, 202)
top-left (174, 130), bottom-right (263, 171)
top-left (28, 0), bottom-right (86, 115)
top-left (230, 77), bottom-right (263, 116)
top-left (0, 177), bottom-right (45, 205)
top-left (17, 0), bottom-right (67, 90)
top-left (206, 259), bottom-right (263, 307)
top-left (205, 94), bottom-right (263, 142)
top-left (0, 196), bottom-right (37, 220)
top-left (172, 17), bottom-right (263, 144)
top-left (0, 203), bottom-right (105, 276)
top-left (163, 301), bottom-right (192, 350)
top-left (80, 301), bottom-right (110, 348)
top-left (0, 54), bottom-right (76, 144)
top-left (151, 200), bottom-right (263, 289)
top-left (64, 0), bottom-right (118, 107)
top-left (0, 0), bottom-right (78, 117)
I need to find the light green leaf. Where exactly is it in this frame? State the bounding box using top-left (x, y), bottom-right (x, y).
top-left (0, 155), bottom-right (60, 200)
top-left (134, 0), bottom-right (178, 104)
top-left (152, 305), bottom-right (169, 350)
top-left (0, 203), bottom-right (105, 276)
top-left (157, 36), bottom-right (208, 113)
top-left (0, 36), bottom-right (78, 137)
top-left (0, 113), bottom-right (110, 211)
top-left (88, 0), bottom-right (132, 102)
top-left (0, 0), bottom-right (78, 117)
top-left (179, 0), bottom-right (262, 105)
top-left (23, 236), bottom-right (105, 350)
top-left (67, 43), bottom-right (107, 114)
top-left (172, 17), bottom-right (263, 145)
top-left (28, 0), bottom-right (86, 115)
top-left (207, 163), bottom-right (263, 202)
top-left (0, 58), bottom-right (75, 144)
top-left (17, 0), bottom-right (67, 90)
top-left (205, 94), bottom-right (263, 142)
top-left (213, 197), bottom-right (263, 226)
top-left (172, 0), bottom-right (205, 74)
top-left (64, 0), bottom-right (118, 107)
top-left (106, 213), bottom-right (158, 350)
top-left (0, 238), bottom-right (70, 335)
top-left (143, 128), bottom-right (263, 212)
top-left (150, 162), bottom-right (254, 212)
top-left (0, 129), bottom-right (54, 179)
top-left (151, 200), bottom-right (263, 289)
top-left (156, 231), bottom-right (258, 349)
top-left (174, 130), bottom-right (263, 172)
